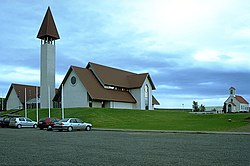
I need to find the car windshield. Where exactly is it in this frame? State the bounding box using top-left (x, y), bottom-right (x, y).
top-left (51, 118), bottom-right (59, 122)
top-left (59, 118), bottom-right (70, 122)
top-left (39, 118), bottom-right (46, 122)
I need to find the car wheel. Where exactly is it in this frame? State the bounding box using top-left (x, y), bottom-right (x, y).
top-left (67, 126), bottom-right (73, 132)
top-left (17, 124), bottom-right (22, 129)
top-left (33, 124), bottom-right (38, 128)
top-left (85, 126), bottom-right (91, 131)
top-left (40, 127), bottom-right (43, 130)
top-left (47, 126), bottom-right (52, 131)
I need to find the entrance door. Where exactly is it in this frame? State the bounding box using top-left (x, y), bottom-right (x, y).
top-left (228, 104), bottom-right (232, 113)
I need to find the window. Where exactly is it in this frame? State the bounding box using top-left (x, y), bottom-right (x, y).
top-left (76, 118), bottom-right (83, 123)
top-left (145, 85), bottom-right (149, 110)
top-left (19, 118), bottom-right (25, 121)
top-left (70, 119), bottom-right (77, 123)
top-left (26, 118), bottom-right (32, 122)
top-left (71, 76), bottom-right (77, 85)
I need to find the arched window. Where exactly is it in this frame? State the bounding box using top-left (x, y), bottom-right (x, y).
top-left (145, 85), bottom-right (149, 110)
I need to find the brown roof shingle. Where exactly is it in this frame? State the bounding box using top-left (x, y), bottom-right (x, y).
top-left (72, 66), bottom-right (136, 103)
top-left (6, 84), bottom-right (40, 104)
top-left (87, 62), bottom-right (156, 89)
top-left (235, 95), bottom-right (249, 104)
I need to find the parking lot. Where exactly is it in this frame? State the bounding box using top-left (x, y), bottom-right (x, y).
top-left (0, 128), bottom-right (250, 166)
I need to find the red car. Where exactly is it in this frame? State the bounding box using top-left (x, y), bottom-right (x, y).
top-left (38, 117), bottom-right (59, 131)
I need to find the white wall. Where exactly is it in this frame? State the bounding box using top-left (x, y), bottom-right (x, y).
top-left (92, 101), bottom-right (102, 108)
top-left (112, 101), bottom-right (133, 109)
top-left (130, 88), bottom-right (141, 109)
top-left (225, 96), bottom-right (244, 113)
top-left (63, 70), bottom-right (88, 108)
top-left (130, 77), bottom-right (153, 110)
top-left (240, 104), bottom-right (249, 112)
top-left (143, 78), bottom-right (153, 110)
top-left (40, 43), bottom-right (55, 108)
top-left (7, 89), bottom-right (22, 110)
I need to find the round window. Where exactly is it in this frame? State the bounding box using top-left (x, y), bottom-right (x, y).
top-left (71, 76), bottom-right (76, 85)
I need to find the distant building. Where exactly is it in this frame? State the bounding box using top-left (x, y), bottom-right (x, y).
top-left (5, 84), bottom-right (40, 110)
top-left (224, 87), bottom-right (249, 113)
top-left (205, 106), bottom-right (223, 114)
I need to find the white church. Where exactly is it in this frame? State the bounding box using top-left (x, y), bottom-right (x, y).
top-left (224, 87), bottom-right (249, 113)
top-left (5, 7), bottom-right (159, 111)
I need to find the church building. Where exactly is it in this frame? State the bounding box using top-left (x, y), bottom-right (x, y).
top-left (53, 62), bottom-right (159, 110)
top-left (224, 87), bottom-right (249, 113)
top-left (4, 7), bottom-right (159, 110)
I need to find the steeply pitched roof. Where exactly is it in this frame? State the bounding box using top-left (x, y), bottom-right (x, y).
top-left (54, 66), bottom-right (136, 103)
top-left (152, 96), bottom-right (160, 105)
top-left (235, 95), bottom-right (249, 104)
top-left (37, 7), bottom-right (60, 40)
top-left (87, 62), bottom-right (156, 90)
top-left (73, 66), bottom-right (136, 103)
top-left (6, 84), bottom-right (40, 104)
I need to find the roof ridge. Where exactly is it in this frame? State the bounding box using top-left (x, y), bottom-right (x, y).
top-left (88, 62), bottom-right (136, 75)
top-left (12, 83), bottom-right (39, 88)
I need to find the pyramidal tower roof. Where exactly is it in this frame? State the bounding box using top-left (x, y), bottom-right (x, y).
top-left (37, 7), bottom-right (60, 40)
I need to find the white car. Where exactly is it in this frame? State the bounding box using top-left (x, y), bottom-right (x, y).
top-left (54, 118), bottom-right (92, 132)
top-left (9, 117), bottom-right (38, 129)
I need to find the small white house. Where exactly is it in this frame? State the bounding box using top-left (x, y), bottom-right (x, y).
top-left (224, 87), bottom-right (249, 113)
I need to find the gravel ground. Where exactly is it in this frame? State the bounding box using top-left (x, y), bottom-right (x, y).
top-left (0, 128), bottom-right (250, 166)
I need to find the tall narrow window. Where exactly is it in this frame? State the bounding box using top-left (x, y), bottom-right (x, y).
top-left (145, 85), bottom-right (149, 110)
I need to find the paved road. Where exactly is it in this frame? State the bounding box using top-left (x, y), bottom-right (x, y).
top-left (0, 128), bottom-right (249, 166)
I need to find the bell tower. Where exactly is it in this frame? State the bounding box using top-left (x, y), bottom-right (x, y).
top-left (37, 7), bottom-right (60, 108)
top-left (229, 87), bottom-right (236, 97)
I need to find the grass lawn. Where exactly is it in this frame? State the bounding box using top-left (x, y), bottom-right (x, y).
top-left (2, 108), bottom-right (250, 131)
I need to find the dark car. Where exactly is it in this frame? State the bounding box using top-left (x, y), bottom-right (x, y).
top-left (0, 117), bottom-right (6, 127)
top-left (0, 114), bottom-right (22, 128)
top-left (0, 117), bottom-right (11, 128)
top-left (38, 117), bottom-right (59, 130)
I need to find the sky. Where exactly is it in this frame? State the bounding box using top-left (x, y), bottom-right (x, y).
top-left (0, 0), bottom-right (250, 108)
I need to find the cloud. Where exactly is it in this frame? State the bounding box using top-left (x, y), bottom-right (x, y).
top-left (192, 49), bottom-right (250, 71)
top-left (0, 66), bottom-right (39, 84)
top-left (1, 1), bottom-right (250, 107)
top-left (157, 85), bottom-right (182, 90)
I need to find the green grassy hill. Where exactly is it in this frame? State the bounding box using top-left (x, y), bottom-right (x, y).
top-left (2, 108), bottom-right (250, 131)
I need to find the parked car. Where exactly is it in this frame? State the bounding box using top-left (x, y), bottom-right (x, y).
top-left (0, 117), bottom-right (6, 127)
top-left (9, 117), bottom-right (38, 129)
top-left (38, 117), bottom-right (59, 130)
top-left (0, 114), bottom-right (21, 128)
top-left (54, 118), bottom-right (92, 132)
top-left (0, 117), bottom-right (12, 128)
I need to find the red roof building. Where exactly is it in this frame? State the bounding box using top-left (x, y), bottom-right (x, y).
top-left (224, 87), bottom-right (249, 113)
